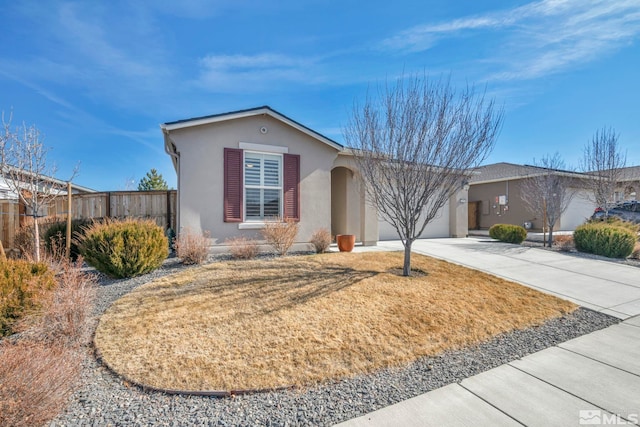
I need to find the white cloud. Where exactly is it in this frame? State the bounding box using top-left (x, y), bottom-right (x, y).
top-left (2, 2), bottom-right (175, 113)
top-left (106, 127), bottom-right (165, 154)
top-left (195, 53), bottom-right (322, 93)
top-left (56, 4), bottom-right (157, 79)
top-left (148, 0), bottom-right (250, 19)
top-left (381, 0), bottom-right (640, 81)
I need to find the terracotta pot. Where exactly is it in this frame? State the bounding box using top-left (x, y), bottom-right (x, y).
top-left (336, 234), bottom-right (356, 252)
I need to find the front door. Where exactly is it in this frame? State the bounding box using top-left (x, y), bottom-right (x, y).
top-left (468, 201), bottom-right (481, 230)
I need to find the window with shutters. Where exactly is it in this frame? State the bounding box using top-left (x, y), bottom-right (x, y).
top-left (244, 152), bottom-right (282, 221)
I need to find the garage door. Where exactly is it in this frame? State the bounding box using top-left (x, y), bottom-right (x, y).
top-left (560, 190), bottom-right (596, 230)
top-left (378, 202), bottom-right (450, 240)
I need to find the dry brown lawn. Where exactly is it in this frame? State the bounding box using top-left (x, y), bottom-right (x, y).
top-left (94, 252), bottom-right (576, 392)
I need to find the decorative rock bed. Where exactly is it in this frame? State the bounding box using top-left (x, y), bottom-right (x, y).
top-left (50, 255), bottom-right (619, 426)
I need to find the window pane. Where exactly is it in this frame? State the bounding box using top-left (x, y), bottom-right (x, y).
top-left (263, 157), bottom-right (280, 187)
top-left (245, 188), bottom-right (261, 219)
top-left (243, 152), bottom-right (283, 220)
top-left (245, 156), bottom-right (261, 186)
top-left (263, 189), bottom-right (281, 218)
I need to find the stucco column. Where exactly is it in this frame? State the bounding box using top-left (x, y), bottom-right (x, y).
top-left (360, 182), bottom-right (378, 246)
top-left (449, 188), bottom-right (469, 238)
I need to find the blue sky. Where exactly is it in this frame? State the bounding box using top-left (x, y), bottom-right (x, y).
top-left (1, 0), bottom-right (639, 190)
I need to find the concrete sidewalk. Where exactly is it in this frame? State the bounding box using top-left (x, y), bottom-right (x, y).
top-left (337, 318), bottom-right (640, 427)
top-left (355, 238), bottom-right (640, 319)
top-left (337, 238), bottom-right (640, 426)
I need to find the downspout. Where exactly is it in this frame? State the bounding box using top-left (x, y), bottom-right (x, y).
top-left (506, 180), bottom-right (509, 203)
top-left (504, 180), bottom-right (509, 218)
top-left (162, 128), bottom-right (180, 234)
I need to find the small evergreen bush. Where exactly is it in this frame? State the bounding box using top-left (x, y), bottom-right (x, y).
top-left (0, 259), bottom-right (56, 336)
top-left (43, 219), bottom-right (94, 261)
top-left (489, 224), bottom-right (527, 244)
top-left (78, 219), bottom-right (168, 278)
top-left (574, 222), bottom-right (637, 259)
top-left (587, 216), bottom-right (640, 232)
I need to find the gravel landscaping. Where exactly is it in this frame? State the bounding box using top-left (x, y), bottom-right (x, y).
top-left (50, 254), bottom-right (619, 427)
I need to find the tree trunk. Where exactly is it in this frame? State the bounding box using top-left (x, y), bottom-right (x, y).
top-left (547, 226), bottom-right (554, 248)
top-left (34, 216), bottom-right (41, 262)
top-left (403, 241), bottom-right (413, 277)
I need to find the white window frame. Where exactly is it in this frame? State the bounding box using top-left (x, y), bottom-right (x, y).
top-left (242, 150), bottom-right (283, 223)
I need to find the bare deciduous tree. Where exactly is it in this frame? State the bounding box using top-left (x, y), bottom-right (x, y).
top-left (0, 113), bottom-right (78, 261)
top-left (344, 75), bottom-right (503, 276)
top-left (581, 127), bottom-right (626, 213)
top-left (520, 153), bottom-right (577, 247)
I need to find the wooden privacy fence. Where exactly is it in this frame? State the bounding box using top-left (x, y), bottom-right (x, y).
top-left (0, 190), bottom-right (177, 253)
top-left (0, 201), bottom-right (19, 255)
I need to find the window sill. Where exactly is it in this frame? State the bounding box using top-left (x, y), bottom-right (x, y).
top-left (238, 222), bottom-right (267, 230)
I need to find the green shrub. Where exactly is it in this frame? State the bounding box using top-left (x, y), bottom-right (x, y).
top-left (43, 219), bottom-right (94, 261)
top-left (574, 222), bottom-right (637, 258)
top-left (489, 224), bottom-right (527, 244)
top-left (587, 217), bottom-right (640, 232)
top-left (78, 219), bottom-right (168, 278)
top-left (0, 259), bottom-right (56, 336)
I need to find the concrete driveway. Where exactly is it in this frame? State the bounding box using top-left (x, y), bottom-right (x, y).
top-left (356, 237), bottom-right (640, 319)
top-left (340, 238), bottom-right (640, 426)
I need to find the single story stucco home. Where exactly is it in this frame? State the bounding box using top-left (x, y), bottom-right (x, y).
top-left (468, 162), bottom-right (596, 231)
top-left (161, 106), bottom-right (469, 246)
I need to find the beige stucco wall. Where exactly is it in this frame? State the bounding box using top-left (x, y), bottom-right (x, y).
top-left (331, 167), bottom-right (363, 239)
top-left (331, 154), bottom-right (378, 245)
top-left (169, 115), bottom-right (339, 243)
top-left (470, 179), bottom-right (595, 231)
top-left (469, 179), bottom-right (535, 229)
top-left (331, 167), bottom-right (348, 237)
top-left (449, 188), bottom-right (469, 237)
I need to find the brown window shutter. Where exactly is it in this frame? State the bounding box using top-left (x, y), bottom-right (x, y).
top-left (283, 153), bottom-right (300, 221)
top-left (224, 148), bottom-right (243, 222)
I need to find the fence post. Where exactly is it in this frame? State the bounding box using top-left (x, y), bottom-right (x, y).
top-left (105, 192), bottom-right (111, 219)
top-left (166, 191), bottom-right (171, 231)
top-left (66, 181), bottom-right (72, 259)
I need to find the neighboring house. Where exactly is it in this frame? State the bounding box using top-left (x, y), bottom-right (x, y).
top-left (615, 165), bottom-right (640, 202)
top-left (0, 165), bottom-right (95, 202)
top-left (468, 162), bottom-right (595, 231)
top-left (0, 166), bottom-right (96, 253)
top-left (0, 166), bottom-right (96, 209)
top-left (1, 165), bottom-right (95, 226)
top-left (161, 106), bottom-right (469, 246)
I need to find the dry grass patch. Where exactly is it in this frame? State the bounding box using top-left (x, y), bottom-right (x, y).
top-left (94, 252), bottom-right (576, 392)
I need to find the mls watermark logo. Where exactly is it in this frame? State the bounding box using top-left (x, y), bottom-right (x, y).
top-left (580, 409), bottom-right (602, 425)
top-left (580, 410), bottom-right (602, 425)
top-left (579, 410), bottom-right (639, 425)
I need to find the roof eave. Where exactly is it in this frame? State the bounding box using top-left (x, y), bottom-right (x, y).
top-left (471, 171), bottom-right (590, 185)
top-left (160, 107), bottom-right (343, 152)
